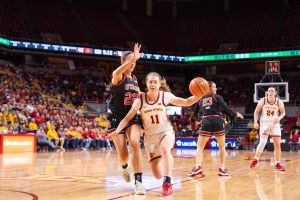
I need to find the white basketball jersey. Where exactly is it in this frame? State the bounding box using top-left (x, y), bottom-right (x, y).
top-left (260, 97), bottom-right (280, 123)
top-left (139, 91), bottom-right (173, 135)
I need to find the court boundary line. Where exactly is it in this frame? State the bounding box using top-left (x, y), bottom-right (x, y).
top-left (0, 190), bottom-right (39, 200)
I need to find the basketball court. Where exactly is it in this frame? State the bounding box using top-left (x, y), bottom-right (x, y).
top-left (0, 149), bottom-right (299, 200)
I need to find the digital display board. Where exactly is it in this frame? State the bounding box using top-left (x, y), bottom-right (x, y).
top-left (1, 37), bottom-right (300, 63)
top-left (185, 50), bottom-right (300, 62)
top-left (1, 37), bottom-right (185, 62)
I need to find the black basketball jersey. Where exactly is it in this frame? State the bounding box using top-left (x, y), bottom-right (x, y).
top-left (194, 93), bottom-right (236, 118)
top-left (108, 74), bottom-right (140, 120)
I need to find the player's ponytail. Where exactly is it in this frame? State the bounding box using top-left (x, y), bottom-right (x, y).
top-left (160, 77), bottom-right (171, 92)
top-left (208, 81), bottom-right (215, 91)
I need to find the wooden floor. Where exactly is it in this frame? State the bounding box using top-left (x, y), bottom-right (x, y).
top-left (0, 148), bottom-right (300, 200)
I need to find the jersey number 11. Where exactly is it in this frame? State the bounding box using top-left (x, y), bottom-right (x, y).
top-left (150, 115), bottom-right (160, 124)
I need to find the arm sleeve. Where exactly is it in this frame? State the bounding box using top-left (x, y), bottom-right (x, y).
top-left (216, 94), bottom-right (237, 117)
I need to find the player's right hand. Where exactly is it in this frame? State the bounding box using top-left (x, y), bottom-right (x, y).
top-left (254, 123), bottom-right (259, 130)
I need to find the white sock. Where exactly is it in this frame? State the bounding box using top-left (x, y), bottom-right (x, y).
top-left (220, 164), bottom-right (225, 170)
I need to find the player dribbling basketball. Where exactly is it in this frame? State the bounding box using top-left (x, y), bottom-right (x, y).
top-left (107, 72), bottom-right (200, 197)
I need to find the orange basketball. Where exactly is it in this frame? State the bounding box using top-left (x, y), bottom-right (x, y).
top-left (189, 77), bottom-right (210, 97)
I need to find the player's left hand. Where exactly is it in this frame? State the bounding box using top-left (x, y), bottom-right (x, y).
top-left (274, 117), bottom-right (280, 123)
top-left (236, 112), bottom-right (244, 120)
top-left (105, 130), bottom-right (119, 140)
top-left (133, 43), bottom-right (142, 60)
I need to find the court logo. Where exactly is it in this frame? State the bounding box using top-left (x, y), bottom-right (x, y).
top-left (211, 140), bottom-right (218, 147)
top-left (176, 140), bottom-right (182, 146)
top-left (176, 140), bottom-right (197, 147)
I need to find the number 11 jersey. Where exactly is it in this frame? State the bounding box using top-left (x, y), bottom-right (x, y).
top-left (133, 91), bottom-right (174, 135)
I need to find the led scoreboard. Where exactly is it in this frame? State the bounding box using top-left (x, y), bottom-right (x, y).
top-left (265, 60), bottom-right (280, 74)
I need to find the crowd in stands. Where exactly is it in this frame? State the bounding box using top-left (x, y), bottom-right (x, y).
top-left (0, 64), bottom-right (113, 152)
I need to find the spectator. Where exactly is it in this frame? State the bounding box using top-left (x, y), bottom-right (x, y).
top-left (87, 128), bottom-right (102, 150)
top-left (29, 119), bottom-right (38, 132)
top-left (235, 137), bottom-right (244, 150)
top-left (47, 126), bottom-right (65, 151)
top-left (296, 115), bottom-right (300, 129)
top-left (65, 126), bottom-right (80, 150)
top-left (99, 127), bottom-right (112, 149)
top-left (247, 120), bottom-right (254, 130)
top-left (249, 129), bottom-right (257, 148)
top-left (81, 127), bottom-right (92, 150)
top-left (57, 125), bottom-right (67, 151)
top-left (36, 126), bottom-right (57, 151)
top-left (0, 121), bottom-right (8, 133)
top-left (288, 129), bottom-right (300, 152)
top-left (8, 124), bottom-right (18, 134)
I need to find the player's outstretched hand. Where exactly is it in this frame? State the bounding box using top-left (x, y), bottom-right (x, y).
top-left (133, 43), bottom-right (142, 60)
top-left (236, 112), bottom-right (244, 120)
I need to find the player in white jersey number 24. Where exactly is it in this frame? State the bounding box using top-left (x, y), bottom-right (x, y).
top-left (250, 87), bottom-right (286, 171)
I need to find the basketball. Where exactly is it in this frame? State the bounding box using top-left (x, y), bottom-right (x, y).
top-left (189, 77), bottom-right (210, 97)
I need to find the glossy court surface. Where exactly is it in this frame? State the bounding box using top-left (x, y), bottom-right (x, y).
top-left (0, 149), bottom-right (299, 200)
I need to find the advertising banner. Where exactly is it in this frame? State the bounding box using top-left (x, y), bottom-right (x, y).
top-left (0, 134), bottom-right (36, 153)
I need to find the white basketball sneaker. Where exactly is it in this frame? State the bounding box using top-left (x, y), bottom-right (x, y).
top-left (135, 181), bottom-right (146, 195)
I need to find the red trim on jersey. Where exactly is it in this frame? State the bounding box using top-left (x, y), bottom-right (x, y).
top-left (271, 135), bottom-right (281, 137)
top-left (214, 130), bottom-right (225, 135)
top-left (266, 97), bottom-right (277, 105)
top-left (203, 115), bottom-right (221, 118)
top-left (149, 155), bottom-right (162, 163)
top-left (145, 91), bottom-right (160, 105)
top-left (262, 132), bottom-right (269, 136)
top-left (198, 131), bottom-right (212, 137)
top-left (139, 93), bottom-right (144, 110)
top-left (199, 130), bottom-right (224, 137)
top-left (132, 74), bottom-right (138, 83)
top-left (162, 91), bottom-right (167, 107)
top-left (159, 134), bottom-right (167, 144)
top-left (112, 74), bottom-right (126, 87)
